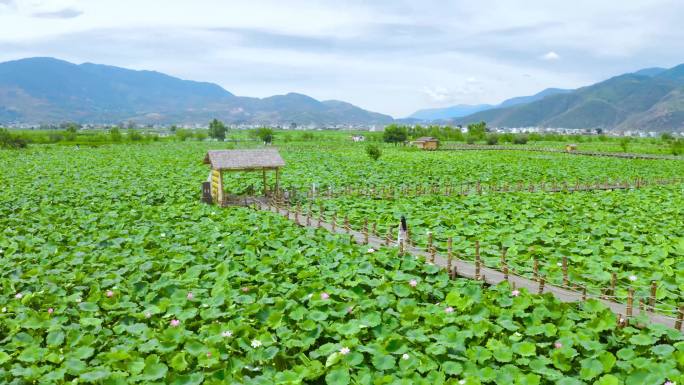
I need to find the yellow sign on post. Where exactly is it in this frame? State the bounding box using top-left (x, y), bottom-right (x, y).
top-left (211, 169), bottom-right (222, 204)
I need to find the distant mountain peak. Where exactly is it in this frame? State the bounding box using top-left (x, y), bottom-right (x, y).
top-left (0, 57), bottom-right (392, 125)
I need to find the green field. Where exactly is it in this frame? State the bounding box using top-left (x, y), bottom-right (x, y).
top-left (2, 138), bottom-right (684, 384)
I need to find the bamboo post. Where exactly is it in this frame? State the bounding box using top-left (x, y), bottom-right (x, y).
top-left (317, 204), bottom-right (323, 228)
top-left (538, 276), bottom-right (546, 294)
top-left (426, 232), bottom-right (433, 253)
top-left (649, 281), bottom-right (657, 311)
top-left (503, 263), bottom-right (509, 282)
top-left (639, 299), bottom-right (645, 314)
top-left (582, 286), bottom-right (587, 301)
top-left (372, 222), bottom-right (377, 237)
top-left (676, 306), bottom-right (684, 331)
top-left (626, 288), bottom-right (634, 317)
top-left (610, 273), bottom-right (617, 297)
top-left (331, 213), bottom-right (337, 232)
top-left (447, 237), bottom-right (453, 278)
top-left (533, 258), bottom-right (539, 281)
top-left (344, 216), bottom-right (350, 234)
top-left (295, 203), bottom-right (301, 225)
top-left (385, 227), bottom-right (391, 246)
top-left (363, 219), bottom-right (369, 244)
top-left (562, 256), bottom-right (568, 286)
top-left (475, 241), bottom-right (481, 280)
top-left (306, 206), bottom-right (312, 226)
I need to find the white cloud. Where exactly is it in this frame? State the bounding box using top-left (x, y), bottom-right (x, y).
top-left (541, 51), bottom-right (560, 61)
top-left (0, 0), bottom-right (683, 116)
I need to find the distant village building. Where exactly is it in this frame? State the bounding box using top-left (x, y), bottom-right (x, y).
top-left (412, 137), bottom-right (440, 150)
top-left (351, 135), bottom-right (366, 142)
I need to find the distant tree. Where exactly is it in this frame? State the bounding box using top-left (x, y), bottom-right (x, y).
top-left (194, 131), bottom-right (208, 141)
top-left (170, 125), bottom-right (178, 133)
top-left (256, 127), bottom-right (274, 144)
top-left (513, 134), bottom-right (528, 145)
top-left (467, 121), bottom-right (487, 140)
top-left (383, 124), bottom-right (408, 144)
top-left (208, 119), bottom-right (227, 141)
top-left (671, 139), bottom-right (683, 156)
top-left (0, 128), bottom-right (28, 149)
top-left (619, 137), bottom-right (630, 152)
top-left (486, 134), bottom-right (499, 145)
top-left (109, 127), bottom-right (122, 142)
top-left (128, 129), bottom-right (143, 141)
top-left (366, 144), bottom-right (381, 161)
top-left (661, 132), bottom-right (674, 141)
top-left (176, 130), bottom-right (193, 142)
top-left (300, 132), bottom-right (314, 141)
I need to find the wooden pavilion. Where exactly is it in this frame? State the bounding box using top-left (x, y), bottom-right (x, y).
top-left (203, 149), bottom-right (285, 205)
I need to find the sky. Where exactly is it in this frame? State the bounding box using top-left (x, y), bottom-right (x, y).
top-left (1, 0), bottom-right (684, 118)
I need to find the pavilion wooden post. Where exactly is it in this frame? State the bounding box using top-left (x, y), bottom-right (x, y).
top-left (262, 169), bottom-right (268, 196)
top-left (626, 288), bottom-right (634, 317)
top-left (538, 276), bottom-right (546, 294)
top-left (275, 168), bottom-right (280, 195)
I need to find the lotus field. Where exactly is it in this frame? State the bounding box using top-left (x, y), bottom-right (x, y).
top-left (1, 139), bottom-right (684, 384)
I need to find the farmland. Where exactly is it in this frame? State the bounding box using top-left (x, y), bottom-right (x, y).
top-left (1, 138), bottom-right (684, 384)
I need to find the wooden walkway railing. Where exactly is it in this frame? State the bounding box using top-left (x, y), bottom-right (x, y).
top-left (253, 199), bottom-right (684, 333)
top-left (441, 144), bottom-right (683, 160)
top-left (273, 177), bottom-right (683, 203)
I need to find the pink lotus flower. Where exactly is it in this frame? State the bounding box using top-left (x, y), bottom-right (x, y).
top-left (339, 347), bottom-right (350, 355)
top-left (445, 307), bottom-right (454, 313)
top-left (241, 287), bottom-right (250, 292)
top-left (206, 352), bottom-right (212, 358)
top-left (47, 308), bottom-right (54, 314)
top-left (511, 290), bottom-right (520, 297)
top-left (664, 381), bottom-right (675, 385)
top-left (106, 290), bottom-right (114, 298)
top-left (346, 306), bottom-right (354, 314)
top-left (554, 342), bottom-right (563, 349)
top-left (15, 293), bottom-right (22, 299)
top-left (187, 292), bottom-right (194, 300)
top-left (170, 319), bottom-right (180, 327)
top-left (409, 279), bottom-right (418, 287)
top-left (320, 292), bottom-right (330, 300)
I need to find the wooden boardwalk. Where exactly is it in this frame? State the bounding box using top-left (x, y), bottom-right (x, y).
top-left (441, 144), bottom-right (683, 160)
top-left (256, 201), bottom-right (683, 332)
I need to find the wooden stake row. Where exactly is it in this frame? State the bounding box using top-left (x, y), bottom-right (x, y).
top-left (269, 202), bottom-right (684, 326)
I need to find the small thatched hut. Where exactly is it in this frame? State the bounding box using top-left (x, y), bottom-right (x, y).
top-left (203, 149), bottom-right (285, 204)
top-left (412, 137), bottom-right (440, 150)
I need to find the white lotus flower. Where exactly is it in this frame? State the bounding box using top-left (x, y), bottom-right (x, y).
top-left (251, 339), bottom-right (262, 348)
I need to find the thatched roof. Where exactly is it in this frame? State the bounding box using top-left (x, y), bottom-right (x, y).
top-left (203, 149), bottom-right (285, 170)
top-left (414, 137), bottom-right (439, 142)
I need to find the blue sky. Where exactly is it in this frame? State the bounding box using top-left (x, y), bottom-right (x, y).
top-left (1, 0), bottom-right (683, 117)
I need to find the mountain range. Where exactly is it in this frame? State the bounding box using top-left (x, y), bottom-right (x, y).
top-left (0, 57), bottom-right (392, 126)
top-left (412, 65), bottom-right (684, 131)
top-left (408, 88), bottom-right (572, 120)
